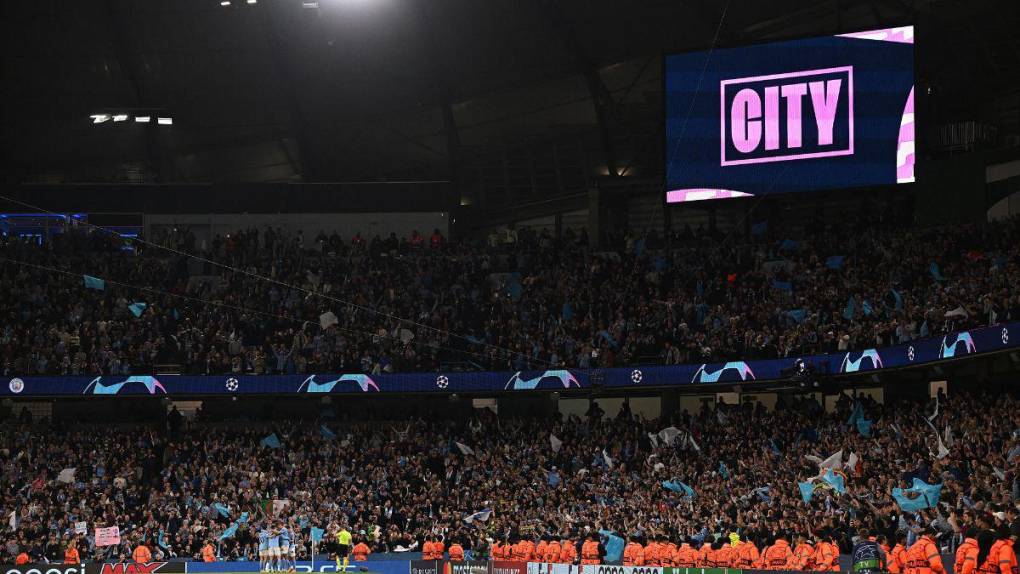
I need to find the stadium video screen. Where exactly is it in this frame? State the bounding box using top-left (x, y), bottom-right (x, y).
top-left (665, 26), bottom-right (915, 203)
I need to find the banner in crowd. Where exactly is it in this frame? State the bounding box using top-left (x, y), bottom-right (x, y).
top-left (93, 527), bottom-right (121, 547)
top-left (1, 322), bottom-right (1016, 397)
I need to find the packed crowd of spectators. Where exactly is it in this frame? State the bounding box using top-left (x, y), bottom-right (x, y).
top-left (0, 215), bottom-right (1017, 377)
top-left (1, 388), bottom-right (1017, 563)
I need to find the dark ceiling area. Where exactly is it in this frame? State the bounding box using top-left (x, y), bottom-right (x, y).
top-left (3, 0), bottom-right (1019, 201)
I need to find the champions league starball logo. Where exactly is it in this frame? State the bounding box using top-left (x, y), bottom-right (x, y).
top-left (630, 369), bottom-right (643, 383)
top-left (436, 375), bottom-right (449, 389)
top-left (840, 349), bottom-right (883, 373)
top-left (939, 332), bottom-right (976, 359)
top-left (225, 377), bottom-right (239, 391)
top-left (83, 376), bottom-right (167, 395)
top-left (297, 374), bottom-right (379, 393)
top-left (504, 370), bottom-right (580, 390)
top-left (691, 362), bottom-right (756, 384)
top-left (8, 378), bottom-right (24, 394)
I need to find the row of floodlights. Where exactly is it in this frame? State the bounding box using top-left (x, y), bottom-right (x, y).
top-left (219, 0), bottom-right (321, 7)
top-left (91, 114), bottom-right (172, 125)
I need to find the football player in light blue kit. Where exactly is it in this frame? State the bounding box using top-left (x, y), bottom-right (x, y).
top-left (258, 525), bottom-right (271, 572)
top-left (278, 520), bottom-right (294, 572)
top-left (268, 524), bottom-right (281, 571)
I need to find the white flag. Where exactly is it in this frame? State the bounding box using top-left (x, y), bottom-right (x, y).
top-left (8, 511), bottom-right (16, 531)
top-left (658, 427), bottom-right (682, 446)
top-left (319, 311), bottom-right (339, 330)
top-left (550, 434), bottom-right (563, 453)
top-left (847, 452), bottom-right (860, 472)
top-left (993, 467), bottom-right (1006, 481)
top-left (716, 410), bottom-right (728, 425)
top-left (927, 395), bottom-right (940, 422)
top-left (463, 509), bottom-right (492, 524)
top-left (819, 450), bottom-right (843, 470)
top-left (455, 442), bottom-right (475, 456)
top-left (944, 424), bottom-right (954, 447)
top-left (647, 433), bottom-right (660, 449)
top-left (804, 455), bottom-right (823, 465)
top-left (602, 449), bottom-right (614, 469)
top-left (58, 468), bottom-right (76, 484)
top-left (75, 521), bottom-right (88, 535)
top-left (935, 433), bottom-right (950, 459)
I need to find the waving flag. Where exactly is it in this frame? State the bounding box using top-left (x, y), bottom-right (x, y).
top-left (319, 425), bottom-right (337, 440)
top-left (930, 262), bottom-right (945, 281)
top-left (719, 462), bottom-right (730, 480)
top-left (843, 297), bottom-right (857, 320)
top-left (463, 509), bottom-right (493, 524)
top-left (83, 275), bottom-right (106, 291)
top-left (213, 503), bottom-right (231, 518)
top-left (658, 426), bottom-right (682, 446)
top-left (310, 527), bottom-right (325, 543)
top-left (662, 480), bottom-right (695, 498)
top-left (260, 433), bottom-right (281, 449)
top-left (455, 442), bottom-right (475, 456)
top-left (799, 481), bottom-right (816, 503)
top-left (550, 434), bottom-right (563, 453)
top-left (892, 478), bottom-right (942, 511)
top-left (128, 302), bottom-right (147, 318)
top-left (822, 469), bottom-right (846, 494)
top-left (857, 418), bottom-right (873, 437)
top-left (598, 530), bottom-right (625, 563)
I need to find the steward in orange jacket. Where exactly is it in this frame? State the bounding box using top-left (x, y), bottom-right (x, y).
top-left (559, 539), bottom-right (577, 564)
top-left (904, 531), bottom-right (945, 574)
top-left (581, 534), bottom-right (602, 565)
top-left (622, 538), bottom-right (645, 566)
top-left (675, 540), bottom-right (700, 568)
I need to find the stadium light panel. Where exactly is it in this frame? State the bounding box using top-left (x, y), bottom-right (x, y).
top-left (113, 114), bottom-right (129, 122)
top-left (246, 0), bottom-right (256, 4)
top-left (220, 0), bottom-right (230, 5)
top-left (157, 117), bottom-right (173, 125)
top-left (135, 116), bottom-right (151, 123)
top-left (302, 1), bottom-right (319, 7)
top-left (90, 114), bottom-right (110, 124)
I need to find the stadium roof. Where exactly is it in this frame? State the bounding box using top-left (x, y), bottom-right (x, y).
top-left (4, 0), bottom-right (1018, 188)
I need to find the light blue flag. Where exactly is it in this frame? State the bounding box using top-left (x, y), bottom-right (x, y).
top-left (260, 433), bottom-right (281, 449)
top-left (320, 425), bottom-right (337, 440)
top-left (772, 280), bottom-right (793, 292)
top-left (891, 479), bottom-right (941, 512)
top-left (857, 418), bottom-right (873, 437)
top-left (843, 297), bottom-right (856, 320)
top-left (598, 530), bottom-right (625, 563)
top-left (787, 309), bottom-right (806, 323)
top-left (237, 512), bottom-right (250, 524)
top-left (719, 461), bottom-right (730, 480)
top-left (213, 503), bottom-right (231, 518)
top-left (299, 517), bottom-right (309, 529)
top-left (128, 302), bottom-right (147, 317)
top-left (799, 481), bottom-right (815, 503)
top-left (891, 289), bottom-right (903, 311)
top-left (930, 262), bottom-right (945, 281)
top-left (83, 275), bottom-right (106, 291)
top-left (219, 523), bottom-right (239, 541)
top-left (662, 480), bottom-right (695, 497)
top-left (847, 401), bottom-right (864, 425)
top-left (862, 300), bottom-right (874, 316)
top-left (310, 527), bottom-right (325, 543)
top-left (157, 530), bottom-right (169, 550)
top-left (770, 439), bottom-right (782, 455)
top-left (826, 255), bottom-right (845, 270)
top-left (822, 469), bottom-right (846, 494)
